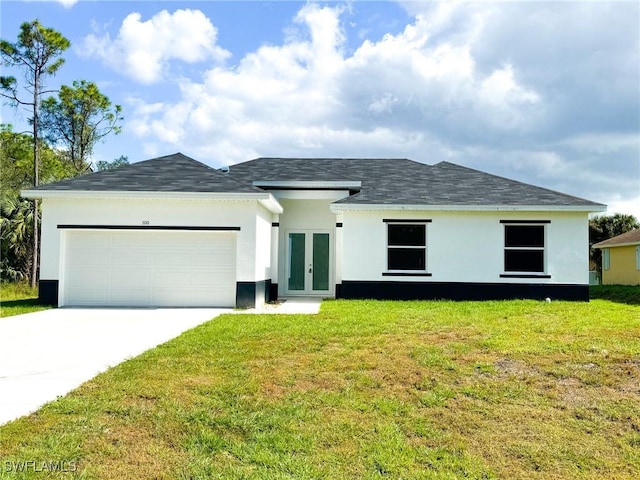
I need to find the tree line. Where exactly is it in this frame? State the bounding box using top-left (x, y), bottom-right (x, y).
top-left (1, 20), bottom-right (125, 285)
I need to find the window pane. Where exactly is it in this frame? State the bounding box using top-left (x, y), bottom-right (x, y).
top-left (505, 225), bottom-right (544, 247)
top-left (388, 248), bottom-right (425, 270)
top-left (505, 250), bottom-right (544, 272)
top-left (288, 233), bottom-right (305, 290)
top-left (388, 224), bottom-right (426, 246)
top-left (312, 233), bottom-right (329, 291)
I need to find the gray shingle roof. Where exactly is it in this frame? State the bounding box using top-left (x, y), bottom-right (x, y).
top-left (228, 157), bottom-right (604, 207)
top-left (32, 153), bottom-right (604, 208)
top-left (32, 153), bottom-right (260, 193)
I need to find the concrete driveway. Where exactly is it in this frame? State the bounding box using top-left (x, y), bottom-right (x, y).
top-left (0, 307), bottom-right (228, 426)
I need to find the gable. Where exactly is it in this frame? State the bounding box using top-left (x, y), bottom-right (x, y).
top-left (27, 153), bottom-right (260, 194)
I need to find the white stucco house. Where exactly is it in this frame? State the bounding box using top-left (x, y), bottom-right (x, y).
top-left (23, 153), bottom-right (606, 308)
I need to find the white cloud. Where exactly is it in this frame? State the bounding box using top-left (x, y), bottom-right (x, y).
top-left (112, 1), bottom-right (637, 213)
top-left (124, 3), bottom-right (544, 162)
top-left (56, 0), bottom-right (78, 7)
top-left (606, 195), bottom-right (640, 220)
top-left (79, 9), bottom-right (230, 84)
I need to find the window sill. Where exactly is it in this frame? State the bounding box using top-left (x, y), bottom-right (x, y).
top-left (500, 274), bottom-right (551, 279)
top-left (383, 272), bottom-right (432, 277)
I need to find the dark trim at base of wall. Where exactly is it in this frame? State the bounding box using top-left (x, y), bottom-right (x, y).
top-left (39, 280), bottom-right (59, 305)
top-left (40, 279), bottom-right (272, 308)
top-left (269, 283), bottom-right (278, 303)
top-left (335, 283), bottom-right (343, 299)
top-left (340, 281), bottom-right (589, 301)
top-left (236, 280), bottom-right (271, 308)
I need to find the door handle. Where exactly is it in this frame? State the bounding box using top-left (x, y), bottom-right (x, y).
top-left (308, 264), bottom-right (312, 273)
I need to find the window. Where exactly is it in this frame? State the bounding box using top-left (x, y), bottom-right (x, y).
top-left (603, 248), bottom-right (610, 271)
top-left (503, 223), bottom-right (546, 274)
top-left (636, 246), bottom-right (640, 271)
top-left (386, 222), bottom-right (428, 272)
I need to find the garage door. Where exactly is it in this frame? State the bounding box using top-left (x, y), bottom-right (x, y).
top-left (62, 230), bottom-right (236, 307)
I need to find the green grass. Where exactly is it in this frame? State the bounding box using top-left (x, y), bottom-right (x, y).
top-left (0, 282), bottom-right (52, 317)
top-left (1, 298), bottom-right (639, 479)
top-left (590, 284), bottom-right (640, 305)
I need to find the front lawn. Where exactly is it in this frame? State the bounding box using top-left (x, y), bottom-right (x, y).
top-left (590, 284), bottom-right (640, 305)
top-left (0, 282), bottom-right (51, 317)
top-left (1, 299), bottom-right (639, 479)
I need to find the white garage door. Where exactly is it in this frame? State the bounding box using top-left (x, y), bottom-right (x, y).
top-left (62, 230), bottom-right (236, 307)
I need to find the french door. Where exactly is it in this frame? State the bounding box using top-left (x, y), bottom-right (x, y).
top-left (285, 230), bottom-right (332, 295)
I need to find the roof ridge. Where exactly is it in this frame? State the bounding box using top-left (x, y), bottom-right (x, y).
top-left (156, 152), bottom-right (265, 192)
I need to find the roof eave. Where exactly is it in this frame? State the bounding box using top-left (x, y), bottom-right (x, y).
top-left (21, 189), bottom-right (284, 214)
top-left (253, 180), bottom-right (362, 190)
top-left (330, 203), bottom-right (607, 213)
top-left (593, 240), bottom-right (640, 249)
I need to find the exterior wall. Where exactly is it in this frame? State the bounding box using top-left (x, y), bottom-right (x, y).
top-left (602, 245), bottom-right (640, 285)
top-left (254, 204), bottom-right (275, 307)
top-left (40, 197), bottom-right (271, 307)
top-left (340, 209), bottom-right (590, 299)
top-left (270, 217), bottom-right (280, 301)
top-left (335, 213), bottom-right (344, 289)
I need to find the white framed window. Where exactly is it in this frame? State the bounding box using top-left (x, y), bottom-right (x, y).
top-left (501, 221), bottom-right (549, 277)
top-left (384, 220), bottom-right (431, 273)
top-left (603, 248), bottom-right (610, 271)
top-left (635, 246), bottom-right (640, 270)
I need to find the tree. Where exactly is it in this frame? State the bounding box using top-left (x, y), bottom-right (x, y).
top-left (0, 125), bottom-right (71, 282)
top-left (589, 213), bottom-right (640, 279)
top-left (0, 194), bottom-right (34, 282)
top-left (95, 155), bottom-right (129, 172)
top-left (41, 80), bottom-right (123, 174)
top-left (1, 20), bottom-right (70, 287)
top-left (1, 124), bottom-right (74, 192)
top-left (0, 124), bottom-right (33, 193)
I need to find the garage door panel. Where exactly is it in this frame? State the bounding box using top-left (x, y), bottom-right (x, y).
top-left (109, 232), bottom-right (148, 246)
top-left (110, 250), bottom-right (150, 266)
top-left (153, 270), bottom-right (193, 284)
top-left (66, 287), bottom-right (108, 305)
top-left (67, 231), bottom-right (108, 248)
top-left (108, 287), bottom-right (151, 306)
top-left (109, 269), bottom-right (151, 285)
top-left (152, 287), bottom-right (234, 307)
top-left (66, 267), bottom-right (108, 287)
top-left (152, 287), bottom-right (194, 306)
top-left (63, 230), bottom-right (237, 307)
top-left (150, 252), bottom-right (194, 267)
top-left (67, 249), bottom-right (109, 267)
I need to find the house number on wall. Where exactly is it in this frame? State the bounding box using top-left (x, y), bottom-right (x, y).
top-left (142, 220), bottom-right (150, 225)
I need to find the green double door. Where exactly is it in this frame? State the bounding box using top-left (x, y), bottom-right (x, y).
top-left (286, 231), bottom-right (331, 295)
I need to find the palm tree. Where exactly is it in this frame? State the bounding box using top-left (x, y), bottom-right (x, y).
top-left (0, 193), bottom-right (36, 281)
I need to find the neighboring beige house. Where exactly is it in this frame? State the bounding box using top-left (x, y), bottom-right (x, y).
top-left (593, 229), bottom-right (640, 285)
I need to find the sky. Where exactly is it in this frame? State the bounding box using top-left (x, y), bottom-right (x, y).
top-left (1, 0), bottom-right (639, 218)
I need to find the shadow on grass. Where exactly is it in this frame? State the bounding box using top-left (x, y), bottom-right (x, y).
top-left (590, 285), bottom-right (640, 306)
top-left (0, 298), bottom-right (42, 308)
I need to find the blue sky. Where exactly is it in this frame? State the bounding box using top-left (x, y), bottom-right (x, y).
top-left (1, 0), bottom-right (639, 218)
